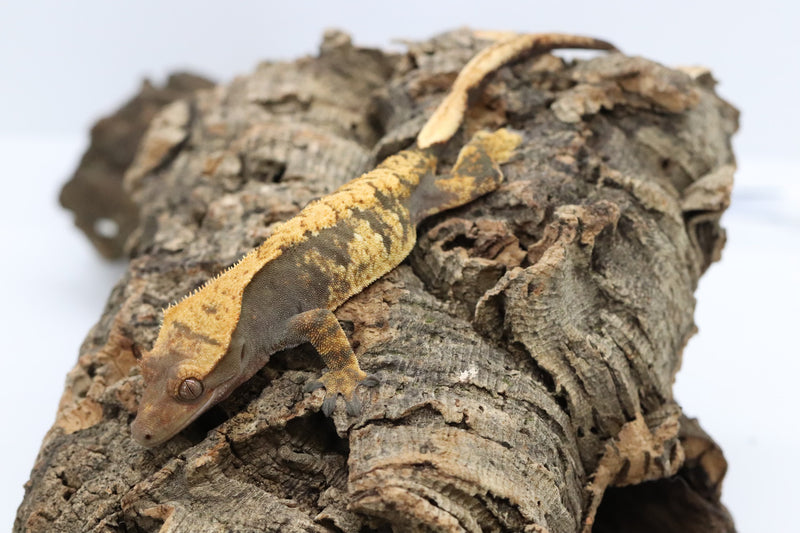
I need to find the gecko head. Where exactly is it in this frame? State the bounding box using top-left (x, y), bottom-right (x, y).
top-left (131, 327), bottom-right (245, 447)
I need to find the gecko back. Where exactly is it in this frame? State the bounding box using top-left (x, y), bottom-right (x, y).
top-left (132, 32), bottom-right (616, 447)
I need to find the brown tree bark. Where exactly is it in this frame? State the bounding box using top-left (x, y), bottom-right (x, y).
top-left (59, 73), bottom-right (214, 259)
top-left (16, 30), bottom-right (738, 533)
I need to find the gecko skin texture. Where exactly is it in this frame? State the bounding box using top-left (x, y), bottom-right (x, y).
top-left (131, 33), bottom-right (616, 447)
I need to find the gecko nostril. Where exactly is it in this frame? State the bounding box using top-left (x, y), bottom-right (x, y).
top-left (144, 434), bottom-right (152, 440)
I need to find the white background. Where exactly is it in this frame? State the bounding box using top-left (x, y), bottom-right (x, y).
top-left (1, 2), bottom-right (797, 532)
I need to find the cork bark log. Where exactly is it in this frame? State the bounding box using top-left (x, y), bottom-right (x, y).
top-left (59, 73), bottom-right (215, 259)
top-left (16, 30), bottom-right (738, 533)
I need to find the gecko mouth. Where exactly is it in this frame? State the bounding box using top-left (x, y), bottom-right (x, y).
top-left (131, 392), bottom-right (220, 447)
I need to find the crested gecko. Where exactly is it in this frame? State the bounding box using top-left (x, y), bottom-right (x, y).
top-left (132, 33), bottom-right (616, 446)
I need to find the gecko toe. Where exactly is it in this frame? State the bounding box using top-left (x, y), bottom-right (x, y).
top-left (361, 373), bottom-right (380, 388)
top-left (321, 395), bottom-right (339, 417)
top-left (304, 380), bottom-right (325, 393)
top-left (308, 366), bottom-right (373, 416)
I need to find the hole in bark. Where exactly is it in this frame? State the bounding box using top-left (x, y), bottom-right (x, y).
top-left (424, 495), bottom-right (440, 507)
top-left (55, 471), bottom-right (77, 502)
top-left (287, 412), bottom-right (349, 454)
top-left (271, 164), bottom-right (286, 183)
top-left (85, 361), bottom-right (99, 379)
top-left (589, 163), bottom-right (602, 183)
top-left (94, 217), bottom-right (119, 239)
top-left (183, 404), bottom-right (229, 444)
top-left (593, 474), bottom-right (732, 533)
top-left (553, 392), bottom-right (569, 414)
top-left (442, 233), bottom-right (476, 252)
top-left (122, 515), bottom-right (164, 533)
top-left (247, 159), bottom-right (287, 183)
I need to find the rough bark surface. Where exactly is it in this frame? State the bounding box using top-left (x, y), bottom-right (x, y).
top-left (59, 73), bottom-right (215, 258)
top-left (17, 30), bottom-right (738, 533)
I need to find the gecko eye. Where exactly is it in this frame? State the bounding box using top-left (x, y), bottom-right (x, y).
top-left (177, 377), bottom-right (204, 401)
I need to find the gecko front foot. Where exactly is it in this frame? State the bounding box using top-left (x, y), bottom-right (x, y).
top-left (304, 367), bottom-right (378, 416)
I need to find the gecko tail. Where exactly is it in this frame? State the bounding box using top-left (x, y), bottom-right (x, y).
top-left (410, 128), bottom-right (522, 224)
top-left (416, 32), bottom-right (617, 149)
